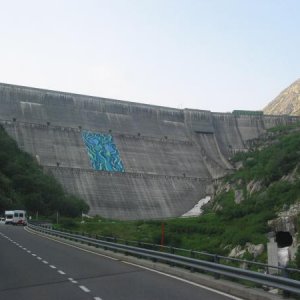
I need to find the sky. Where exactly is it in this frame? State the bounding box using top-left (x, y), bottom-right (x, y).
top-left (0, 0), bottom-right (299, 112)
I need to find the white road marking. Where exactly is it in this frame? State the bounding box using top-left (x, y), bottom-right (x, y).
top-left (3, 229), bottom-right (104, 298)
top-left (25, 226), bottom-right (117, 261)
top-left (68, 277), bottom-right (77, 283)
top-left (122, 261), bottom-right (243, 300)
top-left (79, 285), bottom-right (90, 293)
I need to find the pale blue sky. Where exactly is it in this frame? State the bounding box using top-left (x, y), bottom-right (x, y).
top-left (0, 0), bottom-right (299, 112)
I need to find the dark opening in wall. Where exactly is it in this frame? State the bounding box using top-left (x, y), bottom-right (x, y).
top-left (275, 231), bottom-right (293, 248)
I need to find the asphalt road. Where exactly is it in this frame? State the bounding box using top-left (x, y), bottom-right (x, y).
top-left (0, 225), bottom-right (242, 300)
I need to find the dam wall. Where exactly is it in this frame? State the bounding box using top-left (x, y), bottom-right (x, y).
top-left (0, 83), bottom-right (299, 219)
top-left (45, 166), bottom-right (209, 220)
top-left (211, 113), bottom-right (246, 157)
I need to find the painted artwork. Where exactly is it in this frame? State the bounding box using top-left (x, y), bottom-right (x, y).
top-left (82, 131), bottom-right (125, 172)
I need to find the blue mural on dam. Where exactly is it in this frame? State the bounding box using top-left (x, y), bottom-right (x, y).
top-left (82, 131), bottom-right (125, 172)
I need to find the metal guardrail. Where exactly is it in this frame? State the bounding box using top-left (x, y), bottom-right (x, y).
top-left (35, 222), bottom-right (299, 277)
top-left (28, 223), bottom-right (300, 295)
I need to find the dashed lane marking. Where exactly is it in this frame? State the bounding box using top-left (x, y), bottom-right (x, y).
top-left (25, 226), bottom-right (117, 261)
top-left (68, 278), bottom-right (78, 284)
top-left (42, 260), bottom-right (48, 264)
top-left (79, 285), bottom-right (90, 293)
top-left (23, 227), bottom-right (107, 299)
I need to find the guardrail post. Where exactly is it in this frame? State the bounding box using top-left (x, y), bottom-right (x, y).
top-left (150, 243), bottom-right (157, 262)
top-left (112, 237), bottom-right (117, 252)
top-left (242, 259), bottom-right (248, 270)
top-left (167, 248), bottom-right (175, 267)
top-left (95, 235), bottom-right (99, 248)
top-left (190, 250), bottom-right (195, 272)
top-left (282, 267), bottom-right (290, 298)
top-left (87, 234), bottom-right (92, 246)
top-left (137, 241), bottom-right (142, 258)
top-left (214, 255), bottom-right (220, 279)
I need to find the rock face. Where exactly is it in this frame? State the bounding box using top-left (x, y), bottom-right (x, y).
top-left (268, 203), bottom-right (300, 235)
top-left (228, 243), bottom-right (264, 258)
top-left (264, 79), bottom-right (300, 116)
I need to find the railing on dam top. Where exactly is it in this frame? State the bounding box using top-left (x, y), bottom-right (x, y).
top-left (28, 222), bottom-right (300, 296)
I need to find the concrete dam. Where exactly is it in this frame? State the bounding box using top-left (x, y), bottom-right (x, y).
top-left (0, 83), bottom-right (299, 220)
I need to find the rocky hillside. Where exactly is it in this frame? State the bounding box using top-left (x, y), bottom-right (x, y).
top-left (264, 79), bottom-right (300, 116)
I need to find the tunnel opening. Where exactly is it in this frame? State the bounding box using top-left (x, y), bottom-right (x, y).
top-left (275, 231), bottom-right (293, 248)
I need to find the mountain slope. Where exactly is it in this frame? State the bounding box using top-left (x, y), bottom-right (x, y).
top-left (264, 79), bottom-right (300, 116)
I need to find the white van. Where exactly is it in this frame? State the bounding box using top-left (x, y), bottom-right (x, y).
top-left (5, 211), bottom-right (14, 224)
top-left (12, 210), bottom-right (27, 226)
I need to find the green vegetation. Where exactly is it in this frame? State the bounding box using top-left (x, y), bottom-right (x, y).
top-left (0, 125), bottom-right (88, 217)
top-left (57, 123), bottom-right (300, 262)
